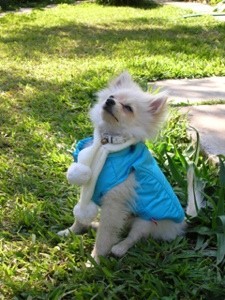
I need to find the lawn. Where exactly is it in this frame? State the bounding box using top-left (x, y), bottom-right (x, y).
top-left (0, 1), bottom-right (225, 298)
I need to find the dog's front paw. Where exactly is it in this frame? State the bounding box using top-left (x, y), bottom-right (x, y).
top-left (91, 248), bottom-right (100, 264)
top-left (66, 162), bottom-right (91, 185)
top-left (85, 260), bottom-right (94, 268)
top-left (57, 228), bottom-right (71, 237)
top-left (111, 242), bottom-right (128, 257)
top-left (57, 221), bottom-right (89, 237)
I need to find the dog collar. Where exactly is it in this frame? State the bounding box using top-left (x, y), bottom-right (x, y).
top-left (101, 134), bottom-right (128, 145)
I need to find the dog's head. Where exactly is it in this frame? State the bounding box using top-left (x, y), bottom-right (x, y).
top-left (90, 72), bottom-right (168, 141)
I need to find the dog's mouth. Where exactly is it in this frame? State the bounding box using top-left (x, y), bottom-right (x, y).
top-left (103, 101), bottom-right (119, 122)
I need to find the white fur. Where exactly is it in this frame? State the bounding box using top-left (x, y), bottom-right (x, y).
top-left (90, 72), bottom-right (168, 142)
top-left (67, 162), bottom-right (92, 185)
top-left (73, 201), bottom-right (99, 226)
top-left (59, 72), bottom-right (204, 263)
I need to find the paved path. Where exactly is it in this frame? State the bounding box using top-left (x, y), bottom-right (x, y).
top-left (180, 105), bottom-right (225, 160)
top-left (150, 77), bottom-right (225, 159)
top-left (148, 77), bottom-right (225, 104)
top-left (161, 0), bottom-right (225, 21)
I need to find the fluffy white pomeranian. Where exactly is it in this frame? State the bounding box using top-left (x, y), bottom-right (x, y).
top-left (58, 72), bottom-right (203, 263)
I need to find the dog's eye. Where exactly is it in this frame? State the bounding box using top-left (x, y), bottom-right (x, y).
top-left (123, 105), bottom-right (133, 113)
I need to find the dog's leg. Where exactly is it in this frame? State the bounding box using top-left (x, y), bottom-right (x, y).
top-left (91, 207), bottom-right (126, 263)
top-left (111, 218), bottom-right (152, 257)
top-left (112, 218), bottom-right (186, 257)
top-left (91, 174), bottom-right (135, 263)
top-left (57, 220), bottom-right (88, 237)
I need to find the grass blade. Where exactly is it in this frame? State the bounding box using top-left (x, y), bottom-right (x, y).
top-left (189, 126), bottom-right (201, 166)
top-left (216, 233), bottom-right (225, 265)
top-left (166, 154), bottom-right (186, 187)
top-left (217, 215), bottom-right (225, 230)
top-left (217, 156), bottom-right (225, 216)
top-left (218, 156), bottom-right (225, 188)
top-left (175, 147), bottom-right (188, 169)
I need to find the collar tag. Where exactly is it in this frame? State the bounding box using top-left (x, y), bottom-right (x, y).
top-left (101, 137), bottom-right (109, 145)
top-left (101, 135), bottom-right (127, 145)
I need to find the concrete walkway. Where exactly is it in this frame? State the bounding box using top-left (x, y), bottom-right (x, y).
top-left (148, 77), bottom-right (225, 104)
top-left (161, 0), bottom-right (225, 21)
top-left (150, 77), bottom-right (225, 159)
top-left (180, 105), bottom-right (225, 160)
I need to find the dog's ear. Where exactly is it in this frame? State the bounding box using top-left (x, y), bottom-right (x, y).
top-left (148, 92), bottom-right (168, 114)
top-left (110, 71), bottom-right (134, 89)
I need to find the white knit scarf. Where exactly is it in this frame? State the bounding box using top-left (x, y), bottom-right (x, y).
top-left (73, 129), bottom-right (136, 225)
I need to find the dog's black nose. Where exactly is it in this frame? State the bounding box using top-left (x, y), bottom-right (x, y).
top-left (105, 98), bottom-right (115, 106)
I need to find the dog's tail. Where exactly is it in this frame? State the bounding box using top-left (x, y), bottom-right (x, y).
top-left (186, 164), bottom-right (205, 217)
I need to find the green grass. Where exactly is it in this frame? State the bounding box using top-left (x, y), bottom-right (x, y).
top-left (0, 2), bottom-right (225, 298)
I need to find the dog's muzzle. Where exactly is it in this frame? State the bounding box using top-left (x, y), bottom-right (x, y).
top-left (102, 96), bottom-right (119, 122)
top-left (105, 97), bottom-right (115, 106)
top-left (103, 96), bottom-right (116, 113)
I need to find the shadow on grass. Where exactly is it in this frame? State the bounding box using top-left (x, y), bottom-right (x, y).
top-left (0, 0), bottom-right (160, 11)
top-left (0, 0), bottom-right (76, 11)
top-left (0, 65), bottom-right (95, 240)
top-left (96, 0), bottom-right (160, 9)
top-left (1, 17), bottom-right (225, 63)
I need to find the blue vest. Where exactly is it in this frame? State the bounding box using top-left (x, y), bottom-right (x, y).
top-left (73, 138), bottom-right (184, 223)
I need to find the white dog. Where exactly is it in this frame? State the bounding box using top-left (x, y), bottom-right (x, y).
top-left (58, 72), bottom-right (203, 263)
